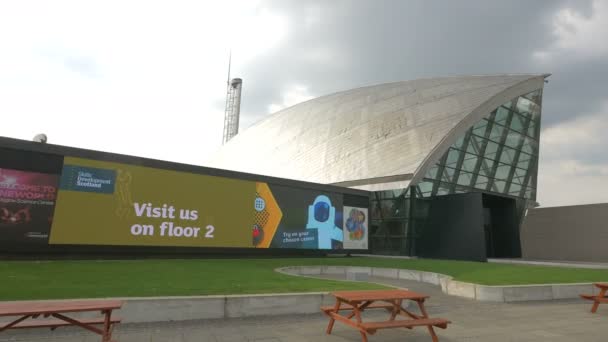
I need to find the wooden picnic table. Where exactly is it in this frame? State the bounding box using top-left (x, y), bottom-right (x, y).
top-left (0, 299), bottom-right (122, 342)
top-left (581, 282), bottom-right (608, 313)
top-left (322, 289), bottom-right (450, 342)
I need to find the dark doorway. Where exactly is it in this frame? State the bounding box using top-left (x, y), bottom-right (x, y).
top-left (417, 192), bottom-right (486, 262)
top-left (482, 194), bottom-right (521, 258)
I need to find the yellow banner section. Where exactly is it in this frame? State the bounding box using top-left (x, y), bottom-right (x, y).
top-left (49, 157), bottom-right (256, 247)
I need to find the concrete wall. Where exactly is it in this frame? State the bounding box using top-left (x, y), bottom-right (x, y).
top-left (521, 203), bottom-right (608, 262)
top-left (277, 266), bottom-right (602, 302)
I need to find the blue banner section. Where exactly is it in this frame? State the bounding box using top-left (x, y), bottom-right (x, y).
top-left (60, 165), bottom-right (116, 194)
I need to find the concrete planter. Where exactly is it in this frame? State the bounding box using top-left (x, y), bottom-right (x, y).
top-left (276, 266), bottom-right (607, 303)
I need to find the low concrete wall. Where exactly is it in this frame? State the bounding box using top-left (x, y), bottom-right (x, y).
top-left (0, 292), bottom-right (336, 325)
top-left (276, 266), bottom-right (606, 303)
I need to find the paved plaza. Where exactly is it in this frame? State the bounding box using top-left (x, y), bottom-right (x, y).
top-left (1, 276), bottom-right (607, 342)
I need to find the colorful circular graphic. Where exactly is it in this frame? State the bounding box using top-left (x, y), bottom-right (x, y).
top-left (345, 208), bottom-right (366, 241)
top-left (254, 197), bottom-right (266, 212)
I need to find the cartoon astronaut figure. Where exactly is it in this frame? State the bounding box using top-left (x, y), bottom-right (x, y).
top-left (306, 195), bottom-right (343, 249)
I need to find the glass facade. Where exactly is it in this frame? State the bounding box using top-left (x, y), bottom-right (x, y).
top-left (370, 89), bottom-right (543, 255)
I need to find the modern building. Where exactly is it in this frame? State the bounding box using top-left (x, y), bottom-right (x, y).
top-left (210, 74), bottom-right (549, 261)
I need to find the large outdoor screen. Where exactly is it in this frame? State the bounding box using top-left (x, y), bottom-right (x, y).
top-left (38, 156), bottom-right (369, 250)
top-left (0, 168), bottom-right (59, 245)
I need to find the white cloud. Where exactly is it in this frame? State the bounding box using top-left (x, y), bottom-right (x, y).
top-left (268, 85), bottom-right (315, 114)
top-left (537, 159), bottom-right (608, 207)
top-left (0, 0), bottom-right (288, 165)
top-left (537, 102), bottom-right (608, 207)
top-left (534, 0), bottom-right (608, 62)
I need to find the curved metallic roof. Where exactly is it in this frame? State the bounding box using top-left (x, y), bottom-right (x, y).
top-left (209, 74), bottom-right (547, 190)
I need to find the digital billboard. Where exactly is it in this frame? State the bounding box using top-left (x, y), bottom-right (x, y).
top-left (47, 157), bottom-right (369, 250)
top-left (260, 184), bottom-right (344, 250)
top-left (343, 206), bottom-right (368, 250)
top-left (0, 168), bottom-right (59, 245)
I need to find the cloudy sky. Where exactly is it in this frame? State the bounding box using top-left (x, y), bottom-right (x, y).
top-left (0, 0), bottom-right (606, 207)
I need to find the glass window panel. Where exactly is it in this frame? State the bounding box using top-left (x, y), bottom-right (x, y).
top-left (475, 175), bottom-right (488, 189)
top-left (495, 163), bottom-right (511, 181)
top-left (524, 90), bottom-right (541, 104)
top-left (500, 147), bottom-right (516, 164)
top-left (436, 183), bottom-right (451, 196)
top-left (512, 175), bottom-right (525, 185)
top-left (453, 135), bottom-right (465, 150)
top-left (521, 142), bottom-right (534, 154)
top-left (472, 119), bottom-right (487, 131)
top-left (462, 154), bottom-right (478, 172)
top-left (492, 180), bottom-right (507, 193)
top-left (509, 183), bottom-right (522, 194)
top-left (502, 100), bottom-right (513, 109)
top-left (511, 168), bottom-right (527, 185)
top-left (519, 152), bottom-right (531, 161)
top-left (425, 166), bottom-right (439, 179)
top-left (505, 132), bottom-right (522, 148)
top-left (457, 172), bottom-right (473, 187)
top-left (441, 167), bottom-right (456, 183)
top-left (463, 152), bottom-right (477, 161)
top-left (472, 120), bottom-right (488, 137)
top-left (489, 124), bottom-right (505, 142)
top-left (445, 148), bottom-right (461, 167)
top-left (467, 135), bottom-right (484, 155)
top-left (495, 107), bottom-right (510, 126)
top-left (418, 181), bottom-right (434, 195)
top-left (531, 106), bottom-right (540, 124)
top-left (484, 141), bottom-right (499, 159)
top-left (516, 96), bottom-right (537, 114)
top-left (521, 138), bottom-right (534, 155)
top-left (526, 137), bottom-right (539, 155)
top-left (527, 121), bottom-right (536, 138)
top-left (478, 158), bottom-right (494, 177)
top-left (510, 114), bottom-right (525, 133)
top-left (514, 168), bottom-right (527, 179)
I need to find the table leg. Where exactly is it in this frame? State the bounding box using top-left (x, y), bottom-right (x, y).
top-left (102, 310), bottom-right (112, 342)
top-left (592, 287), bottom-right (607, 313)
top-left (326, 299), bottom-right (341, 334)
top-left (352, 305), bottom-right (368, 342)
top-left (389, 299), bottom-right (401, 321)
top-left (416, 299), bottom-right (439, 342)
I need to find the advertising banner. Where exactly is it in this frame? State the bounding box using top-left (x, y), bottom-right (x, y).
top-left (255, 184), bottom-right (344, 250)
top-left (50, 157), bottom-right (256, 247)
top-left (43, 157), bottom-right (367, 250)
top-left (342, 206), bottom-right (369, 250)
top-left (0, 168), bottom-right (59, 245)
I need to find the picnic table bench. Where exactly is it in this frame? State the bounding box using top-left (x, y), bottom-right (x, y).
top-left (0, 299), bottom-right (122, 342)
top-left (581, 282), bottom-right (608, 313)
top-left (322, 289), bottom-right (450, 342)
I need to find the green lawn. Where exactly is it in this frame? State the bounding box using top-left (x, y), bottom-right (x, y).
top-left (1, 257), bottom-right (607, 300)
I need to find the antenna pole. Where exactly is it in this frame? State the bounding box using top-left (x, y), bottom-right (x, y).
top-left (226, 49), bottom-right (231, 90)
top-left (222, 50), bottom-right (242, 145)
